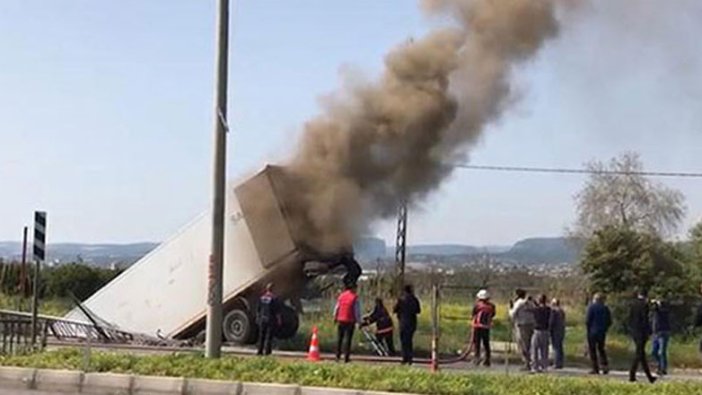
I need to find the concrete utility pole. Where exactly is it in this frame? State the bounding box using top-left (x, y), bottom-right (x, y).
top-left (20, 226), bottom-right (28, 301)
top-left (206, 0), bottom-right (230, 359)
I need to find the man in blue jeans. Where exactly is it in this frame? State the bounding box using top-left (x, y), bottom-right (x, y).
top-left (651, 298), bottom-right (671, 375)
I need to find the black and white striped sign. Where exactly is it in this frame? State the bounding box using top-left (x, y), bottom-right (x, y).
top-left (33, 211), bottom-right (47, 262)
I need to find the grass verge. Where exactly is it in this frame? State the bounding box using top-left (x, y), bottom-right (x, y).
top-left (1, 349), bottom-right (702, 395)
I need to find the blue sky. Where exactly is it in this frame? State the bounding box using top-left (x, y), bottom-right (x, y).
top-left (1, 0), bottom-right (701, 246)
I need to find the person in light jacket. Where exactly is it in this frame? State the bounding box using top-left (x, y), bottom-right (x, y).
top-left (509, 289), bottom-right (535, 371)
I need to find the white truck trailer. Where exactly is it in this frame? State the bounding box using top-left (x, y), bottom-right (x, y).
top-left (66, 166), bottom-right (360, 344)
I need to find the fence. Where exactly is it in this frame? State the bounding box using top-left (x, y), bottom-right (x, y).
top-left (0, 315), bottom-right (46, 355)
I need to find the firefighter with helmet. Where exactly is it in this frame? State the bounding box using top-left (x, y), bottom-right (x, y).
top-left (472, 289), bottom-right (496, 367)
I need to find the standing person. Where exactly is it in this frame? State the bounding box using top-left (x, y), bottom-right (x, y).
top-left (531, 294), bottom-right (552, 373)
top-left (256, 283), bottom-right (281, 356)
top-left (695, 283), bottom-right (702, 355)
top-left (586, 293), bottom-right (612, 374)
top-left (362, 297), bottom-right (396, 355)
top-left (394, 284), bottom-right (421, 365)
top-left (472, 289), bottom-right (496, 367)
top-left (628, 290), bottom-right (657, 383)
top-left (334, 282), bottom-right (361, 363)
top-left (509, 289), bottom-right (535, 371)
top-left (549, 298), bottom-right (566, 370)
top-left (651, 297), bottom-right (671, 376)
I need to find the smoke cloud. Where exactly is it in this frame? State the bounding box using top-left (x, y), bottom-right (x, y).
top-left (284, 0), bottom-right (562, 253)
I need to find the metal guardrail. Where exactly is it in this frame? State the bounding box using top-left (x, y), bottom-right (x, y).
top-left (0, 315), bottom-right (46, 355)
top-left (0, 309), bottom-right (186, 349)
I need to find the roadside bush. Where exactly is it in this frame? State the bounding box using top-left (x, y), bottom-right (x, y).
top-left (0, 261), bottom-right (120, 301)
top-left (580, 226), bottom-right (701, 334)
top-left (1, 349), bottom-right (701, 395)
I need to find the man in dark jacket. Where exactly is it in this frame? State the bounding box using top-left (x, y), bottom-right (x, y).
top-left (695, 283), bottom-right (702, 354)
top-left (549, 298), bottom-right (566, 369)
top-left (628, 290), bottom-right (656, 383)
top-left (363, 297), bottom-right (395, 355)
top-left (531, 294), bottom-right (552, 373)
top-left (256, 283), bottom-right (281, 356)
top-left (651, 298), bottom-right (671, 375)
top-left (394, 284), bottom-right (421, 365)
top-left (585, 293), bottom-right (612, 374)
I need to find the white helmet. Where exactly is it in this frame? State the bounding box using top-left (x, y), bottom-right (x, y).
top-left (477, 289), bottom-right (490, 300)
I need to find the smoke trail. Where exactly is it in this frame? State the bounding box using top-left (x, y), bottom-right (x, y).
top-left (285, 0), bottom-right (561, 253)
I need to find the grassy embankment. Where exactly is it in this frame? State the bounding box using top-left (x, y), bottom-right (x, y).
top-left (1, 348), bottom-right (701, 395)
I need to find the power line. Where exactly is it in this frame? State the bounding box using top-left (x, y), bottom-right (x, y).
top-left (453, 164), bottom-right (702, 178)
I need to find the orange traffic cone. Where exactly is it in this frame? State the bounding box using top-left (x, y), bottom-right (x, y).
top-left (307, 326), bottom-right (321, 361)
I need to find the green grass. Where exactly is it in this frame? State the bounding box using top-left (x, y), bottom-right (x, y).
top-left (1, 349), bottom-right (702, 395)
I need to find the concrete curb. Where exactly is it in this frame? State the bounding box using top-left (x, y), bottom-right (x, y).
top-left (34, 369), bottom-right (84, 393)
top-left (0, 366), bottom-right (36, 390)
top-left (0, 366), bottom-right (417, 395)
top-left (82, 372), bottom-right (133, 395)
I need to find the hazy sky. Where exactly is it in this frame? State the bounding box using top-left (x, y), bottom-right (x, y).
top-left (1, 0), bottom-right (701, 246)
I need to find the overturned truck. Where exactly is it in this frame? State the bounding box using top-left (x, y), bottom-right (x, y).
top-left (66, 165), bottom-right (361, 344)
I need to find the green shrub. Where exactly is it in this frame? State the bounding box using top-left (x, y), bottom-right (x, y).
top-left (1, 349), bottom-right (701, 395)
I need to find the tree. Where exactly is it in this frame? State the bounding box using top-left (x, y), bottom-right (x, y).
top-left (689, 221), bottom-right (702, 261)
top-left (581, 226), bottom-right (694, 295)
top-left (43, 264), bottom-right (120, 301)
top-left (572, 152), bottom-right (686, 239)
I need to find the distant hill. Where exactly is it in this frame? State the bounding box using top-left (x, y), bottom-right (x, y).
top-left (501, 237), bottom-right (583, 265)
top-left (407, 244), bottom-right (480, 256)
top-left (0, 241), bottom-right (157, 266)
top-left (0, 236), bottom-right (583, 267)
top-left (383, 237), bottom-right (581, 265)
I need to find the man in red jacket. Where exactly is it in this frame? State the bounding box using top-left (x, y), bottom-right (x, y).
top-left (334, 282), bottom-right (361, 363)
top-left (472, 289), bottom-right (496, 367)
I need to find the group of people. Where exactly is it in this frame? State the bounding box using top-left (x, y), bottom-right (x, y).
top-left (503, 288), bottom-right (676, 383)
top-left (256, 281), bottom-right (700, 383)
top-left (585, 290), bottom-right (672, 383)
top-left (506, 290), bottom-right (566, 373)
top-left (333, 282), bottom-right (421, 364)
top-left (254, 281), bottom-right (423, 364)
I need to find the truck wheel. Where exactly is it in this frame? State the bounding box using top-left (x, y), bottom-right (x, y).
top-left (223, 308), bottom-right (257, 344)
top-left (274, 305), bottom-right (299, 340)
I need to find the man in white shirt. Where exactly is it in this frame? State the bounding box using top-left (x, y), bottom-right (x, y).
top-left (509, 289), bottom-right (536, 371)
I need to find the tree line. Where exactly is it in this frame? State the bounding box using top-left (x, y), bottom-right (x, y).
top-left (575, 152), bottom-right (702, 334)
top-left (0, 261), bottom-right (122, 301)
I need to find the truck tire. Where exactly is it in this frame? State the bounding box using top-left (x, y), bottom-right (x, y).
top-left (274, 305), bottom-right (299, 340)
top-left (222, 308), bottom-right (257, 345)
